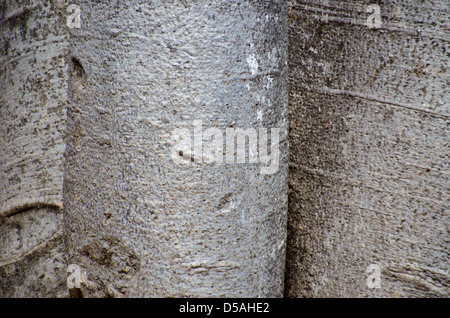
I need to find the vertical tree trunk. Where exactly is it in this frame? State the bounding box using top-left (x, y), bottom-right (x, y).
top-left (286, 0), bottom-right (449, 297)
top-left (3, 0), bottom-right (446, 299)
top-left (64, 0), bottom-right (288, 297)
top-left (0, 0), bottom-right (68, 297)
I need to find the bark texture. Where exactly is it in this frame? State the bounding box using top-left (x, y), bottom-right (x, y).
top-left (2, 0), bottom-right (448, 299)
top-left (0, 0), bottom-right (68, 297)
top-left (64, 0), bottom-right (288, 297)
top-left (286, 0), bottom-right (449, 297)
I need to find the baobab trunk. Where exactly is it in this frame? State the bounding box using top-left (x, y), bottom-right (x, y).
top-left (64, 1), bottom-right (288, 297)
top-left (286, 0), bottom-right (449, 297)
top-left (0, 0), bottom-right (68, 297)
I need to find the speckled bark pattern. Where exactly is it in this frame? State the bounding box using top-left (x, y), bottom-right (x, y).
top-left (286, 0), bottom-right (449, 297)
top-left (64, 0), bottom-right (288, 297)
top-left (2, 0), bottom-right (448, 298)
top-left (0, 0), bottom-right (68, 297)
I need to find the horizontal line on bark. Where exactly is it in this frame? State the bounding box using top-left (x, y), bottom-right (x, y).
top-left (321, 87), bottom-right (450, 119)
top-left (0, 38), bottom-right (68, 71)
top-left (0, 230), bottom-right (62, 268)
top-left (1, 148), bottom-right (65, 170)
top-left (291, 2), bottom-right (365, 15)
top-left (289, 163), bottom-right (447, 207)
top-left (0, 3), bottom-right (42, 25)
top-left (0, 201), bottom-right (62, 219)
top-left (227, 70), bottom-right (282, 81)
top-left (290, 3), bottom-right (449, 41)
top-left (387, 263), bottom-right (450, 279)
top-left (182, 260), bottom-right (240, 270)
top-left (384, 265), bottom-right (450, 296)
top-left (68, 29), bottom-right (114, 40)
top-left (291, 1), bottom-right (450, 18)
top-left (290, 161), bottom-right (447, 184)
top-left (294, 196), bottom-right (444, 222)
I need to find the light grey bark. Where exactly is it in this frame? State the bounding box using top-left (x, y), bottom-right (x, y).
top-left (64, 0), bottom-right (288, 297)
top-left (0, 0), bottom-right (68, 297)
top-left (2, 0), bottom-right (447, 299)
top-left (286, 0), bottom-right (449, 297)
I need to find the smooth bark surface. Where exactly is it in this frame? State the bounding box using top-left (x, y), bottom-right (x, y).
top-left (64, 0), bottom-right (288, 297)
top-left (1, 0), bottom-right (448, 298)
top-left (286, 0), bottom-right (449, 297)
top-left (0, 0), bottom-right (68, 297)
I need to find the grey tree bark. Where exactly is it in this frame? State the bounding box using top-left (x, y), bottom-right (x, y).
top-left (64, 0), bottom-right (288, 297)
top-left (285, 0), bottom-right (449, 297)
top-left (0, 0), bottom-right (68, 297)
top-left (2, 0), bottom-right (448, 299)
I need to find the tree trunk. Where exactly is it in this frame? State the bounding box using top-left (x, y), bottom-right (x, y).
top-left (64, 0), bottom-right (288, 297)
top-left (2, 0), bottom-right (448, 299)
top-left (0, 0), bottom-right (68, 297)
top-left (286, 0), bottom-right (449, 297)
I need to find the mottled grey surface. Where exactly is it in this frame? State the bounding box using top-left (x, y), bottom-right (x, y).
top-left (286, 0), bottom-right (449, 297)
top-left (1, 0), bottom-right (448, 299)
top-left (0, 0), bottom-right (68, 297)
top-left (0, 206), bottom-right (65, 297)
top-left (64, 0), bottom-right (288, 297)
